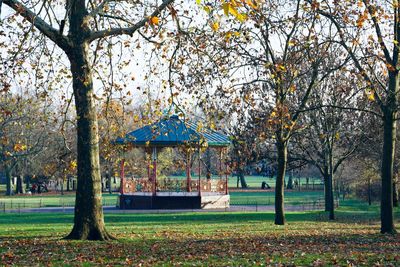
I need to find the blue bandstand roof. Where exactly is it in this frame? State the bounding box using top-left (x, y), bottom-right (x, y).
top-left (115, 115), bottom-right (230, 147)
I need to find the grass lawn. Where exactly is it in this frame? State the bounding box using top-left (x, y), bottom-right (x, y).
top-left (0, 207), bottom-right (399, 266)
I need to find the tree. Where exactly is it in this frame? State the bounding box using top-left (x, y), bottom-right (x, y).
top-left (2, 0), bottom-right (175, 240)
top-left (0, 93), bottom-right (48, 195)
top-left (312, 0), bottom-right (399, 234)
top-left (178, 0), bottom-right (345, 225)
top-left (98, 100), bottom-right (132, 193)
top-left (292, 70), bottom-right (366, 220)
top-left (230, 126), bottom-right (258, 189)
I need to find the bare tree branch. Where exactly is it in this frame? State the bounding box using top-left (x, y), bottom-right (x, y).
top-left (3, 0), bottom-right (70, 49)
top-left (87, 0), bottom-right (174, 42)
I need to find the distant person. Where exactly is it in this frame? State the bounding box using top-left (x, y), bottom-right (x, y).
top-left (31, 184), bottom-right (37, 194)
top-left (261, 181), bottom-right (270, 190)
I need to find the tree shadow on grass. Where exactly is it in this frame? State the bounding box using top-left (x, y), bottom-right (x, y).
top-left (0, 210), bottom-right (397, 226)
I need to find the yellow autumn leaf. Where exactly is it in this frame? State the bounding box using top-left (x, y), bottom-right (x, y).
top-left (365, 89), bottom-right (375, 101)
top-left (211, 21), bottom-right (220, 31)
top-left (225, 31), bottom-right (232, 41)
top-left (197, 121), bottom-right (204, 132)
top-left (70, 160), bottom-right (77, 170)
top-left (368, 94), bottom-right (375, 101)
top-left (209, 121), bottom-right (216, 130)
top-left (229, 5), bottom-right (246, 22)
top-left (203, 5), bottom-right (212, 13)
top-left (150, 16), bottom-right (159, 25)
top-left (246, 0), bottom-right (258, 9)
top-left (221, 2), bottom-right (246, 22)
top-left (236, 13), bottom-right (247, 22)
top-left (222, 3), bottom-right (230, 16)
top-left (13, 143), bottom-right (27, 152)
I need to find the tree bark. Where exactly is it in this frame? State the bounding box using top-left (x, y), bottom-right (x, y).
top-left (323, 171), bottom-right (330, 212)
top-left (107, 171), bottom-right (112, 194)
top-left (63, 40), bottom-right (113, 240)
top-left (286, 175), bottom-right (293, 190)
top-left (237, 168), bottom-right (248, 188)
top-left (393, 177), bottom-right (399, 207)
top-left (16, 175), bottom-right (23, 194)
top-left (274, 141), bottom-right (287, 225)
top-left (5, 166), bottom-right (12, 196)
top-left (327, 154), bottom-right (335, 220)
top-left (25, 175), bottom-right (30, 191)
top-left (380, 110), bottom-right (397, 234)
top-left (58, 0), bottom-right (113, 241)
top-left (368, 177), bottom-right (372, 206)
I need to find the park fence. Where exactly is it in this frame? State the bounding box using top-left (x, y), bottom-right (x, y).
top-left (230, 197), bottom-right (339, 212)
top-left (0, 196), bottom-right (338, 213)
top-left (0, 198), bottom-right (118, 213)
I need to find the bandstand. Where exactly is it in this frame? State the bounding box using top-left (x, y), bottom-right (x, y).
top-left (115, 115), bottom-right (231, 209)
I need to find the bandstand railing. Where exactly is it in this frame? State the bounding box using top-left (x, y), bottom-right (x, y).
top-left (123, 178), bottom-right (153, 193)
top-left (122, 177), bottom-right (227, 194)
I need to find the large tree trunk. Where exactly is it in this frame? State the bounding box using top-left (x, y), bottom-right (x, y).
top-left (25, 175), bottom-right (31, 191)
top-left (62, 0), bottom-right (113, 241)
top-left (237, 168), bottom-right (248, 188)
top-left (107, 170), bottom-right (112, 194)
top-left (380, 110), bottom-right (397, 234)
top-left (327, 155), bottom-right (335, 220)
top-left (275, 141), bottom-right (287, 225)
top-left (393, 178), bottom-right (399, 207)
top-left (286, 175), bottom-right (293, 190)
top-left (323, 171), bottom-right (330, 212)
top-left (368, 177), bottom-right (372, 206)
top-left (16, 175), bottom-right (23, 194)
top-left (5, 166), bottom-right (12, 196)
top-left (64, 42), bottom-right (113, 240)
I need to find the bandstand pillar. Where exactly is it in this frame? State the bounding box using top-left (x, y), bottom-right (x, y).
top-left (119, 159), bottom-right (125, 194)
top-left (152, 147), bottom-right (157, 195)
top-left (219, 148), bottom-right (223, 179)
top-left (225, 156), bottom-right (229, 195)
top-left (198, 147), bottom-right (201, 195)
top-left (186, 149), bottom-right (192, 192)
